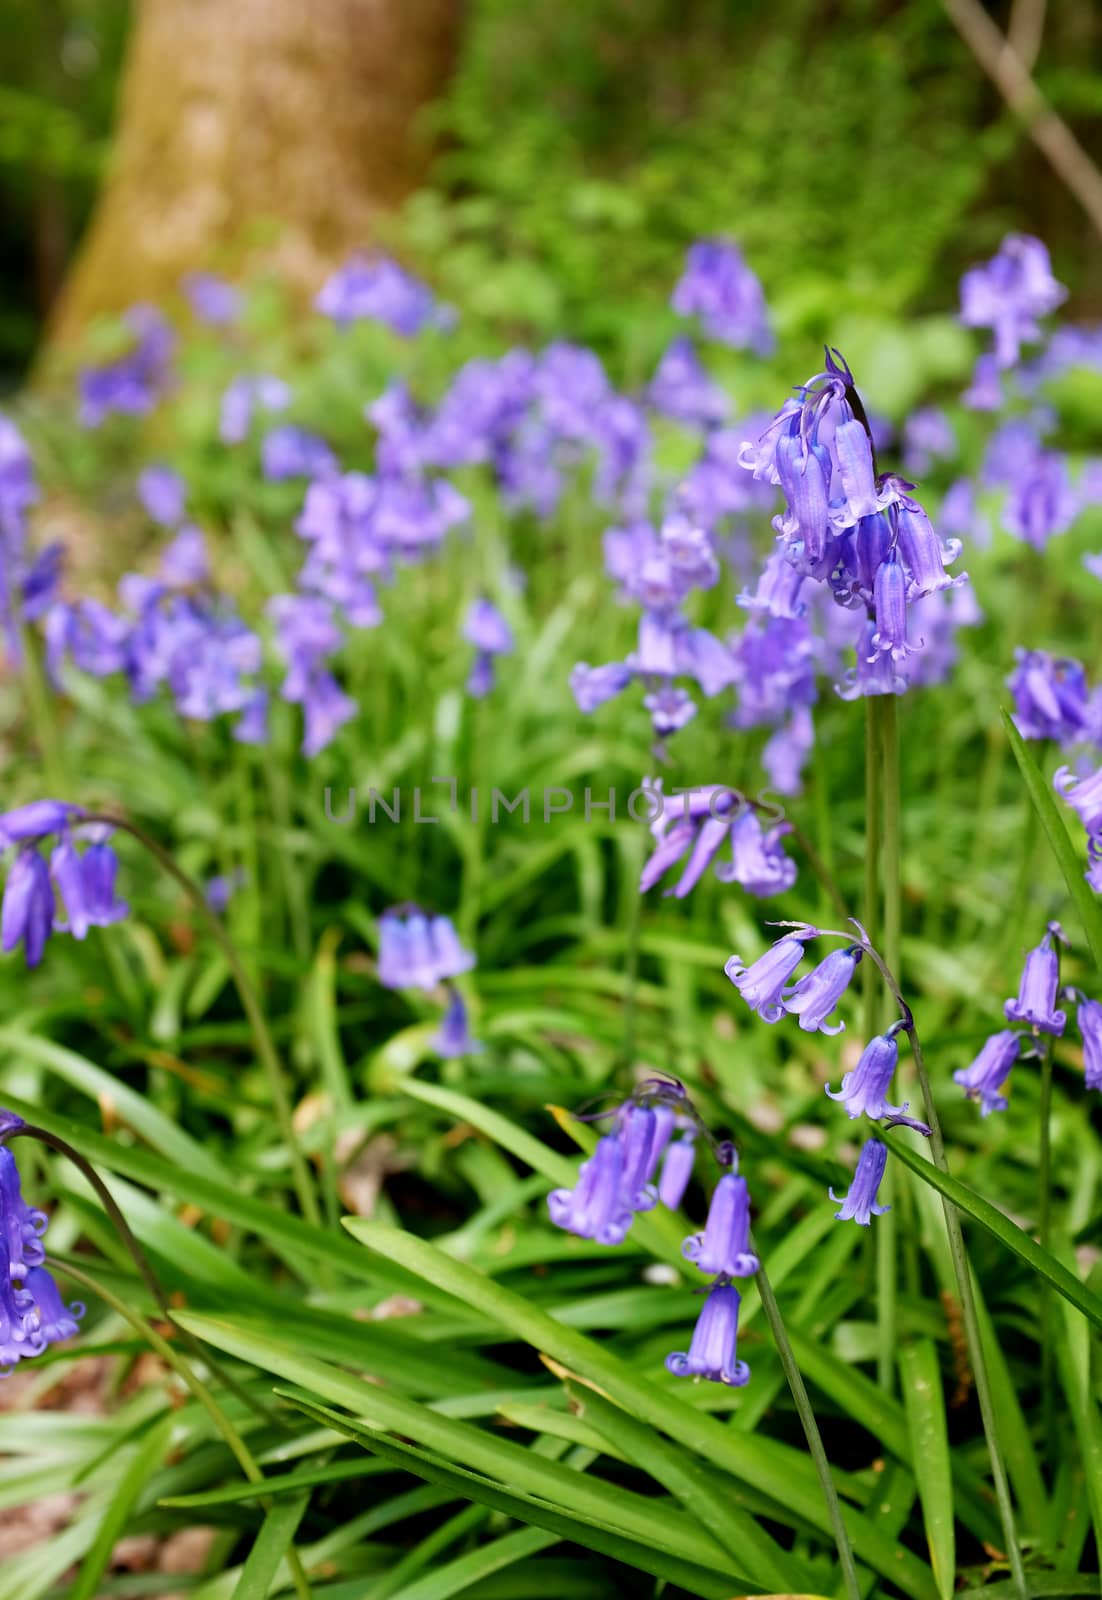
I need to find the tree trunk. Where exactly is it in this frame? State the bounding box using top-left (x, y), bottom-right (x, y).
top-left (48, 0), bottom-right (463, 343)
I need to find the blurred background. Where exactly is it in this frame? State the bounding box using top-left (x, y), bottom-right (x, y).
top-left (2, 0), bottom-right (1101, 384)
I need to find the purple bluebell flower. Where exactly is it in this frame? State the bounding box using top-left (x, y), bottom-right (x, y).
top-left (953, 1030), bottom-right (1019, 1116)
top-left (782, 945), bottom-right (862, 1035)
top-left (665, 1281), bottom-right (750, 1386)
top-left (835, 619), bottom-right (908, 702)
top-left (0, 1145), bottom-right (48, 1277)
top-left (960, 234), bottom-right (1066, 369)
top-left (902, 408), bottom-right (956, 477)
top-left (261, 425), bottom-right (337, 482)
top-left (682, 1172), bottom-right (759, 1278)
top-left (205, 869), bottom-right (247, 914)
top-left (1055, 764), bottom-right (1102, 856)
top-left (0, 1245), bottom-right (43, 1372)
top-left (646, 338), bottom-right (729, 429)
top-left (1006, 649), bottom-right (1089, 745)
top-left (1002, 451), bottom-right (1078, 549)
top-left (0, 415), bottom-right (38, 539)
top-left (182, 271), bottom-right (241, 326)
top-left (644, 686), bottom-right (697, 738)
top-left (377, 908), bottom-right (475, 992)
top-left (23, 1267), bottom-right (83, 1348)
top-left (463, 597), bottom-right (513, 700)
top-left (570, 661), bottom-right (632, 713)
top-left (763, 706), bottom-right (815, 797)
top-left (619, 1104), bottom-right (670, 1212)
top-left (79, 306), bottom-right (175, 427)
top-left (830, 1139), bottom-right (890, 1225)
top-left (725, 931), bottom-right (813, 1022)
top-left (434, 987), bottom-right (482, 1059)
top-left (1005, 928), bottom-right (1066, 1035)
top-left (1076, 1000), bottom-right (1102, 1091)
top-left (547, 1135), bottom-right (632, 1246)
top-left (316, 255), bottom-right (444, 336)
top-left (0, 802), bottom-right (81, 846)
top-left (940, 478), bottom-right (990, 549)
top-left (49, 835), bottom-right (127, 939)
top-left (962, 353), bottom-right (1004, 411)
top-left (737, 548), bottom-right (806, 619)
top-left (895, 500), bottom-right (965, 598)
top-left (137, 465), bottom-right (186, 527)
top-left (671, 239), bottom-right (772, 354)
top-left (826, 1028), bottom-right (905, 1120)
top-left (714, 810), bottom-right (797, 898)
top-left (1, 850), bottom-right (55, 967)
top-left (869, 552), bottom-right (921, 663)
top-left (158, 527), bottom-right (210, 589)
top-left (658, 1137), bottom-right (696, 1210)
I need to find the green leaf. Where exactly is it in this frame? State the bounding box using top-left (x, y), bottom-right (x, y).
top-left (67, 1414), bottom-right (175, 1600)
top-left (884, 1129), bottom-right (1102, 1331)
top-left (341, 1220), bottom-right (939, 1600)
top-left (899, 1340), bottom-right (954, 1600)
top-left (1001, 709), bottom-right (1102, 974)
top-left (229, 1493), bottom-right (309, 1600)
top-left (386, 1527), bottom-right (557, 1600)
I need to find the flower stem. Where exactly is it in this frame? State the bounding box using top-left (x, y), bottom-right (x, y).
top-left (863, 698), bottom-right (882, 1043)
top-left (83, 812), bottom-right (320, 1227)
top-left (48, 1257), bottom-right (314, 1600)
top-left (18, 619), bottom-right (67, 797)
top-left (858, 944), bottom-right (1029, 1599)
top-left (1037, 1034), bottom-right (1057, 1470)
top-left (754, 1258), bottom-right (861, 1600)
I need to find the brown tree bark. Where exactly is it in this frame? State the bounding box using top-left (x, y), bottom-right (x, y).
top-left (48, 0), bottom-right (463, 344)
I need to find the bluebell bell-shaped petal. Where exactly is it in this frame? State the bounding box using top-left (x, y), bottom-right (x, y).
top-left (829, 418), bottom-right (882, 526)
top-left (658, 1137), bottom-right (696, 1210)
top-left (896, 501), bottom-right (965, 598)
top-left (825, 1030), bottom-right (905, 1120)
top-left (0, 801), bottom-right (80, 847)
top-left (182, 271), bottom-right (241, 326)
top-left (737, 548), bottom-right (807, 619)
top-left (665, 1281), bottom-right (750, 1386)
top-left (953, 1029), bottom-right (1019, 1116)
top-left (1007, 649), bottom-right (1089, 745)
top-left (713, 812), bottom-right (797, 898)
top-left (570, 662), bottom-right (632, 713)
top-left (775, 431), bottom-right (832, 567)
top-left (869, 552), bottom-right (922, 662)
top-left (1005, 930), bottom-right (1066, 1035)
top-left (619, 1105), bottom-right (666, 1212)
top-left (682, 1173), bottom-right (759, 1278)
top-left (830, 1139), bottom-right (891, 1224)
top-left (434, 988), bottom-right (483, 1059)
top-left (763, 706), bottom-right (815, 797)
top-left (1, 850), bottom-right (55, 968)
top-left (463, 598), bottom-right (513, 656)
top-left (1077, 1000), bottom-right (1102, 1091)
top-left (0, 1146), bottom-right (48, 1279)
top-left (547, 1135), bottom-right (632, 1245)
top-left (23, 1267), bottom-right (83, 1348)
top-left (644, 686), bottom-right (698, 739)
top-left (137, 465), bottom-right (186, 527)
top-left (1055, 763), bottom-right (1102, 843)
top-left (0, 1256), bottom-right (43, 1372)
top-left (466, 651), bottom-right (496, 698)
top-left (782, 946), bottom-right (862, 1034)
top-left (725, 933), bottom-right (811, 1023)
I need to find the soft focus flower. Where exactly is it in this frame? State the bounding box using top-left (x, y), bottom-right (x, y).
top-left (24, 1267), bottom-right (84, 1348)
top-left (1005, 928), bottom-right (1066, 1035)
top-left (953, 1030), bottom-right (1019, 1116)
top-left (1002, 451), bottom-right (1078, 549)
top-left (1076, 1000), bottom-right (1102, 1091)
top-left (830, 1139), bottom-right (891, 1225)
top-left (316, 255), bottom-right (445, 336)
top-left (1055, 764), bottom-right (1102, 864)
top-left (137, 465), bottom-right (186, 527)
top-left (782, 945), bottom-right (862, 1035)
top-left (463, 597), bottom-right (514, 699)
top-left (902, 408), bottom-right (955, 477)
top-left (826, 1028), bottom-right (905, 1120)
top-left (646, 338), bottom-right (728, 429)
top-left (960, 234), bottom-right (1066, 369)
top-left (665, 1281), bottom-right (750, 1386)
top-left (434, 987), bottom-right (482, 1059)
top-left (79, 306), bottom-right (175, 427)
top-left (0, 801), bottom-right (81, 846)
top-left (377, 908), bottom-right (475, 992)
top-left (1007, 649), bottom-right (1092, 745)
top-left (641, 789), bottom-right (795, 900)
top-left (682, 1171), bottom-right (759, 1277)
top-left (658, 1136), bottom-right (696, 1210)
top-left (182, 272), bottom-right (241, 326)
top-left (1, 850), bottom-right (54, 967)
top-left (671, 239), bottom-right (772, 354)
top-left (219, 375), bottom-right (291, 445)
top-left (261, 426), bottom-right (337, 482)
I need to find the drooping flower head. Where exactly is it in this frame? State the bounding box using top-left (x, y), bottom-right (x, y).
top-left (665, 1281), bottom-right (750, 1386)
top-left (953, 1030), bottom-right (1019, 1117)
top-left (959, 234), bottom-right (1067, 370)
top-left (1007, 649), bottom-right (1093, 746)
top-left (825, 1025), bottom-right (906, 1120)
top-left (0, 1130), bottom-right (82, 1372)
top-left (681, 1169), bottom-right (759, 1278)
top-left (1005, 925), bottom-right (1067, 1035)
top-left (182, 272), bottom-right (242, 326)
top-left (724, 928), bottom-right (817, 1023)
top-left (434, 986), bottom-right (482, 1059)
top-left (830, 1139), bottom-right (891, 1225)
top-left (377, 907), bottom-right (475, 993)
top-left (671, 239), bottom-right (772, 355)
top-left (316, 255), bottom-right (446, 337)
top-left (1076, 1000), bottom-right (1102, 1091)
top-left (782, 944), bottom-right (863, 1035)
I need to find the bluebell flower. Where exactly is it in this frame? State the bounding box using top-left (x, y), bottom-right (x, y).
top-left (737, 548), bottom-right (807, 619)
top-left (463, 598), bottom-right (513, 699)
top-left (641, 789), bottom-right (795, 900)
top-left (137, 465), bottom-right (186, 527)
top-left (1003, 451), bottom-right (1078, 550)
top-left (1005, 928), bottom-right (1066, 1035)
top-left (219, 374), bottom-right (291, 445)
top-left (902, 407), bottom-right (956, 477)
top-left (0, 1250), bottom-right (43, 1373)
top-left (658, 1136), bottom-right (696, 1210)
top-left (782, 945), bottom-right (862, 1035)
top-left (1055, 763), bottom-right (1102, 862)
top-left (1, 850), bottom-right (55, 967)
top-left (962, 352), bottom-right (1004, 411)
top-left (434, 987), bottom-right (482, 1059)
top-left (960, 233), bottom-right (1066, 369)
top-left (24, 1267), bottom-right (84, 1347)
top-left (377, 908), bottom-right (475, 992)
top-left (836, 619), bottom-right (908, 702)
top-left (1006, 649), bottom-right (1092, 746)
top-left (570, 661), bottom-right (633, 713)
top-left (619, 1104), bottom-right (675, 1212)
top-left (547, 1135), bottom-right (632, 1246)
top-left (665, 1281), bottom-right (750, 1386)
top-left (682, 1172), bottom-right (759, 1278)
top-left (78, 307), bottom-right (175, 427)
top-left (869, 551), bottom-right (921, 663)
top-left (316, 255), bottom-right (445, 336)
top-left (205, 869), bottom-right (247, 914)
top-left (763, 706), bottom-right (815, 796)
top-left (826, 1028), bottom-right (905, 1120)
top-left (53, 838), bottom-right (128, 939)
top-left (671, 239), bottom-right (772, 354)
top-left (714, 811), bottom-right (798, 898)
top-left (895, 500), bottom-right (965, 598)
top-left (644, 686), bottom-right (697, 738)
top-left (182, 271), bottom-right (241, 326)
top-left (725, 931), bottom-right (814, 1022)
top-left (262, 425), bottom-right (337, 482)
top-left (953, 1030), bottom-right (1019, 1116)
top-left (1076, 1000), bottom-right (1102, 1091)
top-left (0, 801), bottom-right (81, 846)
top-left (830, 1139), bottom-right (891, 1225)
top-left (0, 1145), bottom-right (48, 1277)
top-left (646, 338), bottom-right (729, 429)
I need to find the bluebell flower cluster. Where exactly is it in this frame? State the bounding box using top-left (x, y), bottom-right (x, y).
top-left (181, 271), bottom-right (242, 327)
top-left (316, 255), bottom-right (450, 336)
top-left (726, 925), bottom-right (918, 1222)
top-left (462, 597), bottom-right (514, 699)
top-left (670, 239), bottom-right (773, 355)
top-left (960, 235), bottom-right (1066, 385)
top-left (547, 1078), bottom-right (758, 1386)
top-left (0, 414), bottom-right (60, 660)
top-left (0, 1121), bottom-right (83, 1373)
top-left (377, 906), bottom-right (480, 1058)
top-left (79, 306), bottom-right (176, 428)
top-left (639, 784), bottom-right (796, 900)
top-left (0, 803), bottom-right (127, 968)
